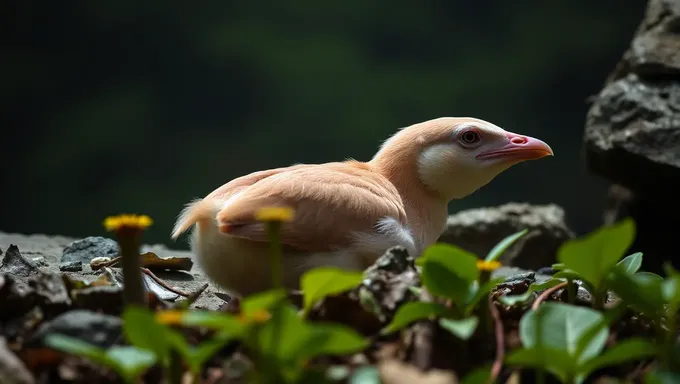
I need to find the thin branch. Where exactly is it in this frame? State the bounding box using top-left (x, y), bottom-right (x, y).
top-left (487, 294), bottom-right (505, 384)
top-left (531, 282), bottom-right (568, 310)
top-left (141, 267), bottom-right (193, 297)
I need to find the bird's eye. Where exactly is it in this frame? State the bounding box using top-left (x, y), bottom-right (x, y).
top-left (459, 130), bottom-right (481, 146)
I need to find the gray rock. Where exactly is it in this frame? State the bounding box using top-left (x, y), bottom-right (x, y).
top-left (583, 73), bottom-right (680, 200)
top-left (58, 260), bottom-right (82, 272)
top-left (61, 236), bottom-right (118, 264)
top-left (30, 309), bottom-right (121, 349)
top-left (583, 0), bottom-right (680, 273)
top-left (0, 245), bottom-right (40, 278)
top-left (438, 203), bottom-right (575, 270)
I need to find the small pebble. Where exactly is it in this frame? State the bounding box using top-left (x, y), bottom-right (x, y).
top-left (59, 260), bottom-right (83, 272)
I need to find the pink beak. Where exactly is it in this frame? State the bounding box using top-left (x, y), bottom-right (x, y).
top-left (476, 132), bottom-right (553, 161)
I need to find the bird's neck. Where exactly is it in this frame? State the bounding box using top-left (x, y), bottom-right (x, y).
top-left (369, 149), bottom-right (449, 255)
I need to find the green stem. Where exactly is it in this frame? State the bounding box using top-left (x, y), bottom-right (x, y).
top-left (267, 222), bottom-right (283, 289)
top-left (478, 271), bottom-right (492, 336)
top-left (167, 350), bottom-right (183, 384)
top-left (592, 289), bottom-right (604, 311)
top-left (663, 304), bottom-right (678, 370)
top-left (567, 278), bottom-right (576, 305)
top-left (117, 229), bottom-right (145, 307)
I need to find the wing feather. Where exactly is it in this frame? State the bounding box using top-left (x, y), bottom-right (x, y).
top-left (215, 161), bottom-right (406, 252)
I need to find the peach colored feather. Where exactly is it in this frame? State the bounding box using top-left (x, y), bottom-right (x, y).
top-left (172, 117), bottom-right (553, 297)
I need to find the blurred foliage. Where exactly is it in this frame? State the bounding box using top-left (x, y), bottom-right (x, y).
top-left (1, 1), bottom-right (645, 246)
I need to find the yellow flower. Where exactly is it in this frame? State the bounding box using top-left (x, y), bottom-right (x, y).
top-left (238, 309), bottom-right (272, 324)
top-left (476, 260), bottom-right (502, 272)
top-left (155, 309), bottom-right (184, 326)
top-left (254, 206), bottom-right (295, 222)
top-left (103, 214), bottom-right (153, 232)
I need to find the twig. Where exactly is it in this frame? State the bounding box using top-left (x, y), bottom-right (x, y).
top-left (185, 283), bottom-right (210, 306)
top-left (90, 256), bottom-right (122, 270)
top-left (141, 267), bottom-right (193, 297)
top-left (487, 294), bottom-right (505, 384)
top-left (531, 281), bottom-right (568, 310)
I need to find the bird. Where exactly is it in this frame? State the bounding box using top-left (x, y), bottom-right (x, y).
top-left (171, 117), bottom-right (553, 297)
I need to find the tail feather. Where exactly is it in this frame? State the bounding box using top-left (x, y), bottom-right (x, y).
top-left (171, 198), bottom-right (219, 239)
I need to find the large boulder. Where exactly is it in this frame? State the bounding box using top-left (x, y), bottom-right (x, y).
top-left (437, 203), bottom-right (575, 270)
top-left (583, 0), bottom-right (680, 272)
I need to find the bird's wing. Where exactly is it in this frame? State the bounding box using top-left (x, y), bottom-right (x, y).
top-left (211, 161), bottom-right (407, 252)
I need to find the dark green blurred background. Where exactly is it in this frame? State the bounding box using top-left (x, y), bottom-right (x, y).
top-left (2, 1), bottom-right (645, 248)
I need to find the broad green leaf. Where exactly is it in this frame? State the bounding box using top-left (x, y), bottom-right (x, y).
top-left (257, 303), bottom-right (367, 362)
top-left (166, 329), bottom-right (230, 374)
top-left (485, 229), bottom-right (528, 262)
top-left (644, 370), bottom-right (680, 384)
top-left (420, 260), bottom-right (473, 305)
top-left (181, 311), bottom-right (245, 337)
top-left (256, 303), bottom-right (313, 361)
top-left (45, 335), bottom-right (157, 384)
top-left (463, 277), bottom-right (505, 314)
top-left (439, 316), bottom-right (478, 340)
top-left (505, 346), bottom-right (572, 383)
top-left (460, 364), bottom-right (492, 384)
top-left (662, 266), bottom-right (680, 306)
top-left (349, 366), bottom-right (381, 384)
top-left (580, 338), bottom-right (658, 378)
top-left (241, 288), bottom-right (287, 315)
top-left (499, 278), bottom-right (565, 306)
top-left (44, 334), bottom-right (108, 365)
top-left (606, 269), bottom-right (665, 316)
top-left (300, 267), bottom-right (364, 315)
top-left (557, 218), bottom-right (635, 291)
top-left (616, 252), bottom-right (643, 275)
top-left (418, 243), bottom-right (480, 282)
top-left (520, 302), bottom-right (608, 365)
top-left (122, 306), bottom-right (170, 363)
top-left (303, 323), bottom-right (369, 356)
top-left (381, 301), bottom-right (455, 335)
top-left (106, 346), bottom-right (157, 381)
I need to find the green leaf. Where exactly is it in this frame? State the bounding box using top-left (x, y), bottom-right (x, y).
top-left (439, 317), bottom-right (478, 340)
top-left (662, 267), bottom-right (680, 306)
top-left (166, 329), bottom-right (230, 374)
top-left (349, 366), bottom-right (381, 384)
top-left (644, 370), bottom-right (680, 384)
top-left (557, 218), bottom-right (635, 291)
top-left (420, 261), bottom-right (473, 305)
top-left (304, 323), bottom-right (369, 356)
top-left (463, 277), bottom-right (505, 314)
top-left (485, 229), bottom-right (528, 262)
top-left (520, 302), bottom-right (608, 365)
top-left (606, 269), bottom-right (666, 316)
top-left (418, 244), bottom-right (479, 305)
top-left (300, 267), bottom-right (364, 315)
top-left (44, 334), bottom-right (156, 384)
top-left (122, 306), bottom-right (170, 364)
top-left (181, 311), bottom-right (245, 337)
top-left (419, 243), bottom-right (480, 282)
top-left (505, 346), bottom-right (572, 383)
top-left (459, 364), bottom-right (492, 384)
top-left (106, 346), bottom-right (157, 382)
top-left (580, 338), bottom-right (658, 378)
top-left (499, 278), bottom-right (565, 306)
top-left (44, 334), bottom-right (108, 365)
top-left (256, 303), bottom-right (367, 362)
top-left (381, 301), bottom-right (455, 335)
top-left (241, 288), bottom-right (288, 316)
top-left (616, 252), bottom-right (643, 275)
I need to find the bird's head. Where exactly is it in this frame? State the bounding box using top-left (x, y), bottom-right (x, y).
top-left (371, 117), bottom-right (554, 201)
